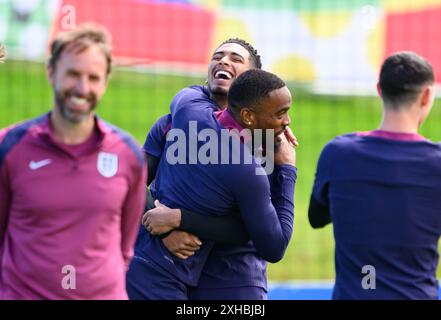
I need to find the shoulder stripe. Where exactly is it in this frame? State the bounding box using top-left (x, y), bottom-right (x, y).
top-left (0, 114), bottom-right (47, 167)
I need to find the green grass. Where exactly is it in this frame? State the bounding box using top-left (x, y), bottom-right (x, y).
top-left (1, 61), bottom-right (441, 281)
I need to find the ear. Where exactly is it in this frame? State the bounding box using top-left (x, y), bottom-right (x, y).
top-left (47, 64), bottom-right (55, 86)
top-left (420, 85), bottom-right (434, 109)
top-left (376, 83), bottom-right (382, 98)
top-left (416, 85), bottom-right (435, 127)
top-left (239, 108), bottom-right (256, 128)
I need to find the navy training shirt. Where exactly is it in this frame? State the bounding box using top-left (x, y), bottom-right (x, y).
top-left (137, 86), bottom-right (296, 287)
top-left (311, 131), bottom-right (441, 299)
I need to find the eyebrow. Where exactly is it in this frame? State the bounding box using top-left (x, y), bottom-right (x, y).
top-left (212, 51), bottom-right (246, 61)
top-left (66, 68), bottom-right (80, 75)
top-left (275, 106), bottom-right (290, 114)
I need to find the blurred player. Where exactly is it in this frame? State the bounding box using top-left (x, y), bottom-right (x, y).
top-left (309, 51), bottom-right (441, 299)
top-left (0, 24), bottom-right (146, 299)
top-left (127, 69), bottom-right (297, 300)
top-left (0, 44), bottom-right (6, 62)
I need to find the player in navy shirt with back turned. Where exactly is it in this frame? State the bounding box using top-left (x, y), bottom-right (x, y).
top-left (309, 51), bottom-right (441, 299)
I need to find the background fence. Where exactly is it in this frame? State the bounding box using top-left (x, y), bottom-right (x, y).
top-left (1, 0), bottom-right (441, 285)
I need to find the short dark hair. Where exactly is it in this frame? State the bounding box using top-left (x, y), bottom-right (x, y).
top-left (379, 51), bottom-right (434, 108)
top-left (228, 69), bottom-right (286, 115)
top-left (219, 38), bottom-right (262, 69)
top-left (49, 23), bottom-right (113, 76)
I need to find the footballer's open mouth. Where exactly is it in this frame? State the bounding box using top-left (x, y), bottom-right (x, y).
top-left (213, 69), bottom-right (234, 81)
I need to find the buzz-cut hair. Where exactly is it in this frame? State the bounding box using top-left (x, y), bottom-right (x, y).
top-left (48, 23), bottom-right (113, 76)
top-left (379, 51), bottom-right (434, 108)
top-left (218, 38), bottom-right (262, 70)
top-left (228, 69), bottom-right (286, 115)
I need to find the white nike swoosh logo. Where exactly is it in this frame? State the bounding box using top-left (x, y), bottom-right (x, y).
top-left (29, 159), bottom-right (52, 170)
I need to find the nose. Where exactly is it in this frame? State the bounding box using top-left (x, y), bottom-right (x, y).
top-left (219, 54), bottom-right (231, 66)
top-left (74, 76), bottom-right (90, 96)
top-left (283, 113), bottom-right (291, 126)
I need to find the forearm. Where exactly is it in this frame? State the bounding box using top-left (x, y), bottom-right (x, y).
top-left (268, 164), bottom-right (297, 248)
top-left (180, 209), bottom-right (249, 244)
top-left (0, 168), bottom-right (10, 249)
top-left (145, 198), bottom-right (250, 244)
top-left (145, 188), bottom-right (155, 212)
top-left (121, 163), bottom-right (147, 268)
top-left (308, 194), bottom-right (331, 228)
top-left (0, 205), bottom-right (7, 248)
top-left (233, 164), bottom-right (297, 263)
top-left (146, 154), bottom-right (159, 187)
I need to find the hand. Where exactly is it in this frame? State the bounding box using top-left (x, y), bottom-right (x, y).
top-left (274, 132), bottom-right (296, 166)
top-left (284, 127), bottom-right (299, 147)
top-left (162, 230), bottom-right (202, 260)
top-left (142, 200), bottom-right (181, 235)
